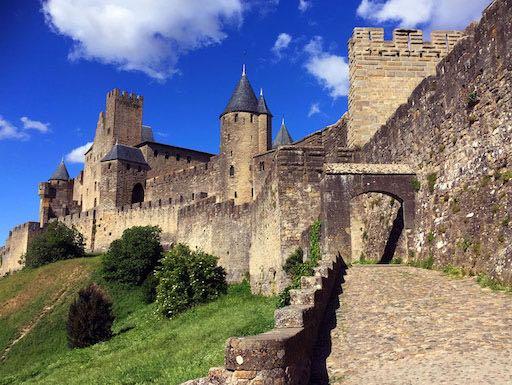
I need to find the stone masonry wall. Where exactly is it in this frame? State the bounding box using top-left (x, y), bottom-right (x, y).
top-left (0, 222), bottom-right (42, 276)
top-left (348, 27), bottom-right (463, 147)
top-left (360, 0), bottom-right (512, 283)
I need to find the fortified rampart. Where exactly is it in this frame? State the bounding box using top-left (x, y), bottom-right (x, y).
top-left (359, 0), bottom-right (512, 283)
top-left (348, 27), bottom-right (463, 147)
top-left (0, 222), bottom-right (41, 276)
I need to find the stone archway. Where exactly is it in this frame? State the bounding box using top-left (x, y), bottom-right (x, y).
top-left (131, 183), bottom-right (144, 204)
top-left (320, 163), bottom-right (416, 260)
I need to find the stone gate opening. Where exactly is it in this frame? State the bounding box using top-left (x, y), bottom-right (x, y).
top-left (350, 192), bottom-right (406, 264)
top-left (131, 183), bottom-right (144, 204)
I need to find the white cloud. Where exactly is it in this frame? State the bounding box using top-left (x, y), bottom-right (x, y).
top-left (272, 33), bottom-right (292, 57)
top-left (66, 142), bottom-right (93, 163)
top-left (20, 117), bottom-right (50, 133)
top-left (0, 116), bottom-right (29, 141)
top-left (304, 36), bottom-right (349, 99)
top-left (308, 102), bottom-right (321, 117)
top-left (298, 0), bottom-right (311, 12)
top-left (357, 0), bottom-right (489, 30)
top-left (42, 0), bottom-right (244, 81)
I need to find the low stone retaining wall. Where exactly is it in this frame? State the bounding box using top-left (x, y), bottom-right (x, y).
top-left (183, 253), bottom-right (345, 385)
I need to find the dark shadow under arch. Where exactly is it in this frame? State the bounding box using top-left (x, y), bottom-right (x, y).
top-left (131, 183), bottom-right (144, 204)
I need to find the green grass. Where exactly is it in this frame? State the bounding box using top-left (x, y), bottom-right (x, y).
top-left (442, 264), bottom-right (466, 279)
top-left (476, 275), bottom-right (512, 294)
top-left (0, 258), bottom-right (276, 385)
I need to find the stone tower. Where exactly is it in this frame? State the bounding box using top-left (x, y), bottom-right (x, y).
top-left (220, 66), bottom-right (272, 204)
top-left (38, 160), bottom-right (76, 226)
top-left (81, 89), bottom-right (144, 211)
top-left (347, 28), bottom-right (463, 148)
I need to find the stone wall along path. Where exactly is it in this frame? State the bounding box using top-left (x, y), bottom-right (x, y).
top-left (327, 265), bottom-right (512, 385)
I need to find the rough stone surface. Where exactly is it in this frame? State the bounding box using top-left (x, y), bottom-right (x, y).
top-left (327, 265), bottom-right (512, 384)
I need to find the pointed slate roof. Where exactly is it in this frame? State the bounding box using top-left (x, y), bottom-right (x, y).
top-left (141, 125), bottom-right (154, 142)
top-left (50, 160), bottom-right (70, 181)
top-left (257, 88), bottom-right (272, 116)
top-left (221, 66), bottom-right (259, 117)
top-left (272, 118), bottom-right (293, 149)
top-left (101, 143), bottom-right (148, 165)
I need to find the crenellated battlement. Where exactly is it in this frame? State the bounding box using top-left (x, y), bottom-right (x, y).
top-left (347, 27), bottom-right (464, 148)
top-left (350, 28), bottom-right (463, 55)
top-left (107, 88), bottom-right (144, 104)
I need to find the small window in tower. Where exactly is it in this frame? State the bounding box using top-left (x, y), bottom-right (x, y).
top-left (234, 191), bottom-right (237, 198)
top-left (192, 193), bottom-right (195, 200)
top-left (250, 114), bottom-right (254, 122)
top-left (108, 163), bottom-right (111, 170)
top-left (180, 195), bottom-right (184, 203)
top-left (187, 156), bottom-right (191, 163)
top-left (176, 154), bottom-right (181, 161)
top-left (234, 113), bottom-right (238, 122)
top-left (94, 181), bottom-right (97, 191)
top-left (227, 133), bottom-right (230, 140)
top-left (259, 161), bottom-right (265, 171)
top-left (107, 128), bottom-right (111, 134)
top-left (230, 150), bottom-right (233, 156)
top-left (165, 152), bottom-right (169, 159)
top-left (251, 188), bottom-right (254, 197)
top-left (229, 165), bottom-right (235, 176)
top-left (126, 164), bottom-right (131, 170)
top-left (138, 166), bottom-right (141, 172)
top-left (154, 150), bottom-right (159, 157)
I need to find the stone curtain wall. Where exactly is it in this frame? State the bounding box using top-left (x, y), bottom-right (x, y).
top-left (0, 222), bottom-right (41, 276)
top-left (360, 0), bottom-right (512, 283)
top-left (348, 27), bottom-right (463, 147)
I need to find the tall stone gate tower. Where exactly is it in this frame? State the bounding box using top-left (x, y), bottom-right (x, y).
top-left (347, 28), bottom-right (463, 147)
top-left (220, 66), bottom-right (272, 204)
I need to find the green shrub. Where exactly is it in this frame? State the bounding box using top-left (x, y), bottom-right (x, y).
top-left (277, 221), bottom-right (322, 308)
top-left (427, 173), bottom-right (437, 194)
top-left (467, 91), bottom-right (479, 108)
top-left (155, 244), bottom-right (227, 318)
top-left (24, 222), bottom-right (85, 268)
top-left (411, 178), bottom-right (421, 192)
top-left (67, 283), bottom-right (115, 348)
top-left (141, 273), bottom-right (158, 304)
top-left (102, 226), bottom-right (163, 285)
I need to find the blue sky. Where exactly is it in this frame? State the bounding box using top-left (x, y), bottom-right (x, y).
top-left (0, 0), bottom-right (490, 242)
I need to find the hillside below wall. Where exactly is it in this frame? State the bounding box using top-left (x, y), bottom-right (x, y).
top-left (360, 0), bottom-right (512, 283)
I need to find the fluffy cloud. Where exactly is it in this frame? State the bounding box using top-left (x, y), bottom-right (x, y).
top-left (20, 117), bottom-right (50, 133)
top-left (304, 37), bottom-right (349, 99)
top-left (0, 116), bottom-right (28, 141)
top-left (66, 142), bottom-right (93, 163)
top-left (298, 0), bottom-right (311, 12)
top-left (42, 0), bottom-right (244, 80)
top-left (357, 0), bottom-right (490, 30)
top-left (272, 33), bottom-right (292, 57)
top-left (308, 102), bottom-right (321, 117)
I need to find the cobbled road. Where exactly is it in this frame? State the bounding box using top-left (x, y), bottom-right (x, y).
top-left (326, 265), bottom-right (512, 385)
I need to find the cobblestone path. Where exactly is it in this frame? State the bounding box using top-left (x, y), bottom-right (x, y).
top-left (326, 265), bottom-right (512, 385)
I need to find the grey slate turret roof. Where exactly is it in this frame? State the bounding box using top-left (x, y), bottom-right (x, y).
top-left (141, 125), bottom-right (154, 142)
top-left (257, 88), bottom-right (272, 116)
top-left (101, 143), bottom-right (148, 165)
top-left (272, 118), bottom-right (293, 148)
top-left (221, 66), bottom-right (259, 117)
top-left (50, 160), bottom-right (70, 181)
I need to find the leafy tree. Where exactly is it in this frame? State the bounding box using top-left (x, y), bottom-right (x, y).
top-left (24, 222), bottom-right (85, 268)
top-left (155, 244), bottom-right (227, 318)
top-left (102, 226), bottom-right (163, 285)
top-left (67, 283), bottom-right (115, 348)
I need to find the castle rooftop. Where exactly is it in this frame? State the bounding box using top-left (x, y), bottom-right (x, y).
top-left (49, 160), bottom-right (70, 181)
top-left (101, 143), bottom-right (148, 165)
top-left (221, 65), bottom-right (259, 117)
top-left (272, 118), bottom-right (293, 148)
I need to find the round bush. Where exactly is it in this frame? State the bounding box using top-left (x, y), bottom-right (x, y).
top-left (67, 283), bottom-right (115, 348)
top-left (102, 226), bottom-right (163, 285)
top-left (25, 222), bottom-right (85, 268)
top-left (155, 244), bottom-right (227, 318)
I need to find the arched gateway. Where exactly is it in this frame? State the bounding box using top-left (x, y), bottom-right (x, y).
top-left (320, 163), bottom-right (416, 260)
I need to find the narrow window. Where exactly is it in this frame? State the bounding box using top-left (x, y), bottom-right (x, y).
top-left (227, 133), bottom-right (230, 140)
top-left (138, 166), bottom-right (141, 172)
top-left (187, 156), bottom-right (191, 163)
top-left (176, 154), bottom-right (181, 161)
top-left (165, 152), bottom-right (169, 159)
top-left (154, 150), bottom-right (158, 157)
top-left (126, 164), bottom-right (131, 170)
top-left (251, 188), bottom-right (254, 197)
top-left (229, 165), bottom-right (235, 176)
top-left (234, 113), bottom-right (238, 122)
top-left (259, 161), bottom-right (265, 171)
top-left (180, 195), bottom-right (184, 203)
top-left (234, 191), bottom-right (237, 198)
top-left (250, 114), bottom-right (254, 123)
top-left (192, 193), bottom-right (195, 200)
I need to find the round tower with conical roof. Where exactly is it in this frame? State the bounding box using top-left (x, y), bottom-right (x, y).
top-left (220, 66), bottom-right (272, 204)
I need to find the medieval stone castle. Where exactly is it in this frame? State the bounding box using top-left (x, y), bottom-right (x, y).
top-left (2, 0), bottom-right (512, 296)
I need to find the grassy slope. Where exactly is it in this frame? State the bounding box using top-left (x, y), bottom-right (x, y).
top-left (0, 259), bottom-right (276, 385)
